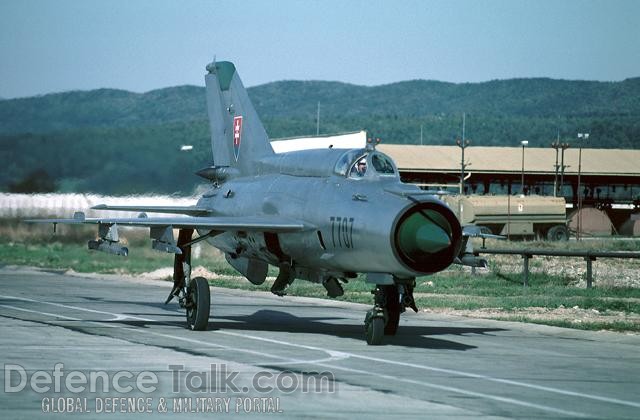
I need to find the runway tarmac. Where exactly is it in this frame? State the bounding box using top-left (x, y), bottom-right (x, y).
top-left (1, 266), bottom-right (639, 419)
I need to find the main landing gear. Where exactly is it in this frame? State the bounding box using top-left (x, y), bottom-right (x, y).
top-left (185, 277), bottom-right (211, 330)
top-left (364, 281), bottom-right (417, 345)
top-left (165, 229), bottom-right (211, 331)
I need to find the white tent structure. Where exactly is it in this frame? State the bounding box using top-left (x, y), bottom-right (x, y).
top-left (270, 130), bottom-right (366, 153)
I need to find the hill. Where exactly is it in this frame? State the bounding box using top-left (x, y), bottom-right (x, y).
top-left (0, 86), bottom-right (206, 134)
top-left (2, 77), bottom-right (640, 135)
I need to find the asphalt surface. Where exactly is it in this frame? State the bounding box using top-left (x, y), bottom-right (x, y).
top-left (1, 266), bottom-right (639, 419)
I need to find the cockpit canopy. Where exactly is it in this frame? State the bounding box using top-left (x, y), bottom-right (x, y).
top-left (334, 149), bottom-right (399, 180)
top-left (257, 147), bottom-right (400, 180)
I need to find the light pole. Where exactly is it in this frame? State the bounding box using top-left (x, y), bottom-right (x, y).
top-left (456, 138), bottom-right (470, 194)
top-left (576, 133), bottom-right (589, 240)
top-left (520, 140), bottom-right (528, 195)
top-left (552, 140), bottom-right (560, 196)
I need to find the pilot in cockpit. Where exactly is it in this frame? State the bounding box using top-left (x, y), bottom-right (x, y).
top-left (355, 158), bottom-right (367, 177)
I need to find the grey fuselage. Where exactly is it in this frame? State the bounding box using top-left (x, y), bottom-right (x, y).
top-left (197, 147), bottom-right (462, 283)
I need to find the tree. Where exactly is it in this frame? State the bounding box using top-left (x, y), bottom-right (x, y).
top-left (8, 169), bottom-right (56, 193)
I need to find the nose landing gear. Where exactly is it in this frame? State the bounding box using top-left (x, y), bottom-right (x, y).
top-left (364, 281), bottom-right (417, 345)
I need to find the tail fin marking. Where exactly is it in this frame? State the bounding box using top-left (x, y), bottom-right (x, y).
top-left (204, 61), bottom-right (274, 177)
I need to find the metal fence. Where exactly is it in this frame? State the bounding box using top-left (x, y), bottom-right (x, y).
top-left (473, 248), bottom-right (640, 288)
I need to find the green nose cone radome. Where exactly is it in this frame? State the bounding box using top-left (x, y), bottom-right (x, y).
top-left (415, 223), bottom-right (451, 253)
top-left (397, 211), bottom-right (452, 259)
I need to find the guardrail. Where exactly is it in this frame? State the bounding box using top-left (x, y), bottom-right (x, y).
top-left (473, 248), bottom-right (640, 288)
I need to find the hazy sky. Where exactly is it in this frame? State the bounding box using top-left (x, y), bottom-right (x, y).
top-left (1, 0), bottom-right (638, 98)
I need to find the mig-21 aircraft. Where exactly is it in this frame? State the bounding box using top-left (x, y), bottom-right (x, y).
top-left (28, 60), bottom-right (485, 345)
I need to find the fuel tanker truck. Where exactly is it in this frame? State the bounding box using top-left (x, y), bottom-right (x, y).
top-left (441, 194), bottom-right (569, 241)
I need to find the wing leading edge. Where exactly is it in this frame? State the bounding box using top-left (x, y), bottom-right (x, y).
top-left (26, 215), bottom-right (309, 233)
top-left (91, 204), bottom-right (211, 216)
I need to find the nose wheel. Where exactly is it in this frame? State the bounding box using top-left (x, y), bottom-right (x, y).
top-left (364, 311), bottom-right (385, 345)
top-left (364, 282), bottom-right (416, 345)
top-left (364, 285), bottom-right (395, 345)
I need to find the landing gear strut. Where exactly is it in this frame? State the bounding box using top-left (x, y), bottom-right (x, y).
top-left (164, 229), bottom-right (211, 331)
top-left (364, 280), bottom-right (417, 345)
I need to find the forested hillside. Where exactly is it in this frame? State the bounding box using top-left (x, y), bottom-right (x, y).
top-left (1, 77), bottom-right (638, 194)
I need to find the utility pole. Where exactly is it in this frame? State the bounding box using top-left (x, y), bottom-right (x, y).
top-left (520, 140), bottom-right (528, 194)
top-left (316, 102), bottom-right (320, 136)
top-left (559, 143), bottom-right (570, 197)
top-left (455, 113), bottom-right (470, 194)
top-left (462, 112), bottom-right (465, 143)
top-left (552, 131), bottom-right (560, 196)
top-left (551, 139), bottom-right (570, 197)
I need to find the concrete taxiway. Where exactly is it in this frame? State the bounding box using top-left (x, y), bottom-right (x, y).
top-left (1, 266), bottom-right (639, 419)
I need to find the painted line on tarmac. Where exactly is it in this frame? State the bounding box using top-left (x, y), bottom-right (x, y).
top-left (0, 304), bottom-right (81, 321)
top-left (145, 328), bottom-right (588, 417)
top-left (0, 296), bottom-right (348, 367)
top-left (313, 361), bottom-right (587, 418)
top-left (114, 328), bottom-right (590, 417)
top-left (214, 329), bottom-right (640, 410)
top-left (0, 294), bottom-right (154, 322)
top-left (126, 329), bottom-right (350, 366)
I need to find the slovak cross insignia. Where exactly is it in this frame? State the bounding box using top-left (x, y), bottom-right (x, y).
top-left (233, 116), bottom-right (243, 161)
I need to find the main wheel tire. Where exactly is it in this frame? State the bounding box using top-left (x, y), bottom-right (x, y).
top-left (186, 277), bottom-right (210, 331)
top-left (384, 286), bottom-right (400, 335)
top-left (365, 316), bottom-right (384, 345)
top-left (547, 225), bottom-right (569, 241)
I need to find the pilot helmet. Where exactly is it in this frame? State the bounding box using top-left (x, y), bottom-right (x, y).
top-left (358, 158), bottom-right (367, 165)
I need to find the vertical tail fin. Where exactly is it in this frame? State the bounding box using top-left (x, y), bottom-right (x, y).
top-left (204, 61), bottom-right (274, 177)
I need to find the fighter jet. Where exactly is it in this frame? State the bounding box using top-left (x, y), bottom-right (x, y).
top-left (27, 60), bottom-right (476, 345)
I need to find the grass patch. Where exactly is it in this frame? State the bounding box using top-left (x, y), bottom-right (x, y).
top-left (0, 242), bottom-right (175, 274)
top-left (495, 316), bottom-right (640, 333)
